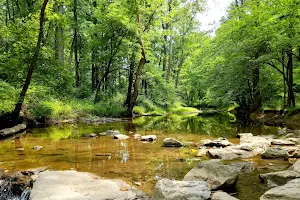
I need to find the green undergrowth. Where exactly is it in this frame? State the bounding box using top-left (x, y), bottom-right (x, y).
top-left (0, 81), bottom-right (127, 120)
top-left (133, 99), bottom-right (199, 116)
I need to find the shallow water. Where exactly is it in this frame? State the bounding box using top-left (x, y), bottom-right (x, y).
top-left (0, 114), bottom-right (291, 199)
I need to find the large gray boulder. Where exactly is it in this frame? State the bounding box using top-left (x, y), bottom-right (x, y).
top-left (262, 147), bottom-right (289, 160)
top-left (259, 160), bottom-right (300, 188)
top-left (259, 170), bottom-right (300, 188)
top-left (183, 160), bottom-right (238, 191)
top-left (207, 146), bottom-right (255, 160)
top-left (30, 170), bottom-right (149, 200)
top-left (239, 133), bottom-right (271, 154)
top-left (260, 178), bottom-right (300, 200)
top-left (211, 191), bottom-right (239, 200)
top-left (151, 179), bottom-right (210, 200)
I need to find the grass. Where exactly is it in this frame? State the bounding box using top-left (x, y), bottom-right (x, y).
top-left (167, 102), bottom-right (199, 114)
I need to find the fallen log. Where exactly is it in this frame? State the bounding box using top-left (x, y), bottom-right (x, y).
top-left (0, 124), bottom-right (27, 137)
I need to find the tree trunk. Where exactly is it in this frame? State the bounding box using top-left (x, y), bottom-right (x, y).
top-left (74, 0), bottom-right (80, 87)
top-left (127, 14), bottom-right (148, 115)
top-left (54, 0), bottom-right (64, 65)
top-left (287, 48), bottom-right (295, 107)
top-left (166, 34), bottom-right (172, 82)
top-left (125, 52), bottom-right (135, 107)
top-left (282, 51), bottom-right (287, 107)
top-left (12, 0), bottom-right (49, 117)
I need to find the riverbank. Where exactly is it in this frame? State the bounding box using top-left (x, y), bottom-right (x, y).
top-left (250, 110), bottom-right (300, 129)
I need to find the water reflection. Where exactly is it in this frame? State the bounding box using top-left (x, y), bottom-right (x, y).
top-left (0, 113), bottom-right (285, 198)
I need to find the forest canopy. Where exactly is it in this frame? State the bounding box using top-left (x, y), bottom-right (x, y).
top-left (1, 0), bottom-right (300, 122)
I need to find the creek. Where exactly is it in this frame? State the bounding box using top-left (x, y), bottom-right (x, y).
top-left (0, 113), bottom-right (291, 200)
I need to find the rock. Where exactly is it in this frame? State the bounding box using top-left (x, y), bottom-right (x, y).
top-left (0, 124), bottom-right (26, 137)
top-left (99, 130), bottom-right (121, 136)
top-left (197, 149), bottom-right (207, 157)
top-left (259, 170), bottom-right (300, 188)
top-left (141, 135), bottom-right (157, 142)
top-left (207, 147), bottom-right (255, 160)
top-left (229, 162), bottom-right (255, 173)
top-left (289, 159), bottom-right (300, 173)
top-left (289, 148), bottom-right (300, 158)
top-left (0, 171), bottom-right (32, 199)
top-left (278, 128), bottom-right (287, 135)
top-left (262, 147), bottom-right (289, 160)
top-left (133, 181), bottom-right (142, 186)
top-left (33, 146), bottom-right (43, 151)
top-left (30, 170), bottom-right (149, 200)
top-left (271, 139), bottom-right (295, 146)
top-left (183, 160), bottom-right (238, 191)
top-left (162, 138), bottom-right (183, 147)
top-left (202, 138), bottom-right (233, 148)
top-left (15, 148), bottom-right (24, 151)
top-left (21, 167), bottom-right (48, 176)
top-left (239, 133), bottom-right (271, 154)
top-left (86, 133), bottom-right (97, 137)
top-left (133, 134), bottom-right (141, 139)
top-left (260, 178), bottom-right (300, 200)
top-left (287, 138), bottom-right (300, 144)
top-left (237, 133), bottom-right (253, 138)
top-left (211, 191), bottom-right (239, 200)
top-left (112, 134), bottom-right (129, 140)
top-left (151, 179), bottom-right (210, 200)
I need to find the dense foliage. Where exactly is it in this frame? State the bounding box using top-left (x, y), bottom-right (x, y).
top-left (1, 0), bottom-right (300, 121)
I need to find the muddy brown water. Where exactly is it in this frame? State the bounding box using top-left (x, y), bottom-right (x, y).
top-left (0, 114), bottom-right (292, 199)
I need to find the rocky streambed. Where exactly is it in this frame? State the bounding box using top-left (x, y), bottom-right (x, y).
top-left (1, 116), bottom-right (300, 200)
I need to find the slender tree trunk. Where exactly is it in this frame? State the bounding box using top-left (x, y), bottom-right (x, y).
top-left (74, 0), bottom-right (80, 87)
top-left (125, 52), bottom-right (135, 106)
top-left (54, 0), bottom-right (64, 65)
top-left (162, 35), bottom-right (167, 73)
top-left (166, 33), bottom-right (173, 82)
top-left (128, 14), bottom-right (147, 114)
top-left (68, 36), bottom-right (75, 69)
top-left (287, 48), bottom-right (295, 107)
top-left (12, 0), bottom-right (49, 117)
top-left (282, 51), bottom-right (287, 107)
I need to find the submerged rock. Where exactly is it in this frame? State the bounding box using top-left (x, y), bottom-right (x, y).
top-left (30, 170), bottom-right (149, 200)
top-left (211, 191), bottom-right (239, 200)
top-left (151, 179), bottom-right (210, 200)
top-left (260, 178), bottom-right (300, 200)
top-left (183, 160), bottom-right (238, 191)
top-left (141, 135), bottom-right (157, 142)
top-left (262, 147), bottom-right (289, 160)
top-left (99, 130), bottom-right (121, 136)
top-left (162, 138), bottom-right (183, 147)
